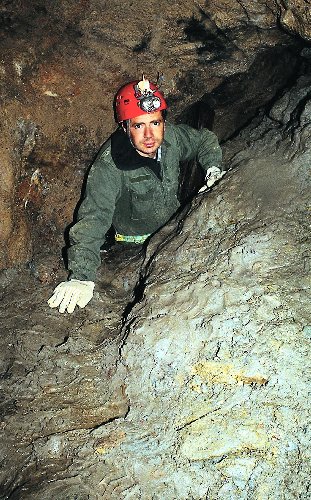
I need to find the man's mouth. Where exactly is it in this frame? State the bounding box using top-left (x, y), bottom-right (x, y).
top-left (144, 142), bottom-right (155, 148)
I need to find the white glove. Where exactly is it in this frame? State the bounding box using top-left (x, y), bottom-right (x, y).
top-left (199, 166), bottom-right (225, 192)
top-left (47, 279), bottom-right (95, 314)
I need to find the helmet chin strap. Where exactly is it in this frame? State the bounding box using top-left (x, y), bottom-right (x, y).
top-left (122, 120), bottom-right (135, 148)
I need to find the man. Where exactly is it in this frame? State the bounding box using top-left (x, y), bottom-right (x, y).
top-left (48, 76), bottom-right (223, 313)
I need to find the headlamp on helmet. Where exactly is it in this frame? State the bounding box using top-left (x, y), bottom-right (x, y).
top-left (134, 76), bottom-right (161, 113)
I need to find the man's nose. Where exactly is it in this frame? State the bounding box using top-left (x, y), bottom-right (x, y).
top-left (144, 125), bottom-right (153, 138)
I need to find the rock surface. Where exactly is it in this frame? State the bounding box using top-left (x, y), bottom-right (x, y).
top-left (0, 1), bottom-right (311, 499)
top-left (1, 62), bottom-right (310, 499)
top-left (0, 0), bottom-right (309, 269)
top-left (277, 0), bottom-right (311, 41)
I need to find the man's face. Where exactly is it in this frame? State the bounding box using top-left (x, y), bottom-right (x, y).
top-left (128, 111), bottom-right (165, 158)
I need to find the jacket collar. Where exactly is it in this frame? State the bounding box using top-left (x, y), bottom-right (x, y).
top-left (111, 127), bottom-right (164, 171)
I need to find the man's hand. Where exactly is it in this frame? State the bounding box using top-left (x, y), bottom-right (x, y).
top-left (47, 279), bottom-right (95, 313)
top-left (199, 166), bottom-right (225, 192)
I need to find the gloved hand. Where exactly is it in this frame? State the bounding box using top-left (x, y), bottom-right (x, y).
top-left (199, 166), bottom-right (225, 192)
top-left (47, 279), bottom-right (95, 314)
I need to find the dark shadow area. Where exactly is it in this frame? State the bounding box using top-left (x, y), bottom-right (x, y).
top-left (177, 100), bottom-right (215, 203)
top-left (208, 43), bottom-right (305, 140)
top-left (177, 12), bottom-right (235, 64)
top-left (176, 42), bottom-right (308, 204)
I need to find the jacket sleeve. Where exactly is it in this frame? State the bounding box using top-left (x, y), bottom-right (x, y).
top-left (172, 123), bottom-right (223, 172)
top-left (67, 151), bottom-right (122, 281)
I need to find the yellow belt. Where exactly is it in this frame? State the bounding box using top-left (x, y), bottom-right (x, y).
top-left (115, 233), bottom-right (151, 244)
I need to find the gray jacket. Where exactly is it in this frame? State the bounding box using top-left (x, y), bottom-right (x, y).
top-left (68, 122), bottom-right (222, 280)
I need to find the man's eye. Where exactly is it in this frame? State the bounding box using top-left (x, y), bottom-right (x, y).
top-left (153, 121), bottom-right (159, 126)
top-left (134, 124), bottom-right (141, 129)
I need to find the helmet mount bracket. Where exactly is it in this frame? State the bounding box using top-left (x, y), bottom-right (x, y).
top-left (134, 76), bottom-right (161, 113)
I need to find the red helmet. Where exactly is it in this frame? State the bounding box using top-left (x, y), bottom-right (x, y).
top-left (114, 77), bottom-right (168, 122)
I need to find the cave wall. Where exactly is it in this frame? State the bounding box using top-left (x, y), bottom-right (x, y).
top-left (1, 65), bottom-right (310, 500)
top-left (0, 0), bottom-right (309, 273)
top-left (0, 1), bottom-right (311, 498)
